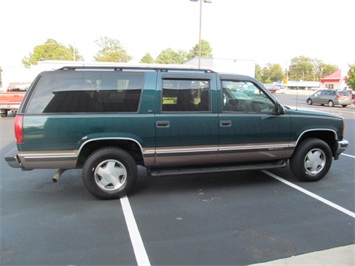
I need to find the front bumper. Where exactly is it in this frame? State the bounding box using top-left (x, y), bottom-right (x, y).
top-left (334, 139), bottom-right (349, 160)
top-left (4, 148), bottom-right (22, 168)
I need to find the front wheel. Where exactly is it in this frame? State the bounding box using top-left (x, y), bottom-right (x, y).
top-left (82, 147), bottom-right (138, 200)
top-left (290, 138), bottom-right (332, 181)
top-left (307, 99), bottom-right (313, 105)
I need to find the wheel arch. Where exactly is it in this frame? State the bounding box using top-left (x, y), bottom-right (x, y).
top-left (76, 138), bottom-right (145, 168)
top-left (295, 129), bottom-right (338, 157)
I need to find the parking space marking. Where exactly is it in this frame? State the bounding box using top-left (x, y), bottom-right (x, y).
top-left (262, 170), bottom-right (355, 219)
top-left (120, 196), bottom-right (151, 266)
top-left (341, 153), bottom-right (355, 159)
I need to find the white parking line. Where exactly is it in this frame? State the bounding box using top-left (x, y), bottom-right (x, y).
top-left (262, 170), bottom-right (355, 219)
top-left (341, 153), bottom-right (355, 159)
top-left (120, 196), bottom-right (151, 266)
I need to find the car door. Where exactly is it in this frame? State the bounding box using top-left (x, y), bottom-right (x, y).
top-left (154, 72), bottom-right (219, 167)
top-left (312, 91), bottom-right (322, 104)
top-left (218, 78), bottom-right (292, 164)
top-left (318, 90), bottom-right (330, 104)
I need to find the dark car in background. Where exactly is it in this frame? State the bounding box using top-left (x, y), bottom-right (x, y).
top-left (306, 89), bottom-right (353, 107)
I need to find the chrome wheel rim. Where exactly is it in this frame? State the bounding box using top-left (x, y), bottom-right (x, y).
top-left (94, 159), bottom-right (127, 191)
top-left (304, 148), bottom-right (326, 176)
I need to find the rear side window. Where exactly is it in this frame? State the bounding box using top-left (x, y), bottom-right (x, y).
top-left (25, 71), bottom-right (144, 113)
top-left (338, 91), bottom-right (350, 96)
top-left (162, 79), bottom-right (210, 112)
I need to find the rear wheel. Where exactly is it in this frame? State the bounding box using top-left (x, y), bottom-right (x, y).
top-left (82, 147), bottom-right (138, 200)
top-left (290, 138), bottom-right (332, 181)
top-left (328, 100), bottom-right (334, 107)
top-left (307, 99), bottom-right (313, 105)
top-left (342, 105), bottom-right (347, 108)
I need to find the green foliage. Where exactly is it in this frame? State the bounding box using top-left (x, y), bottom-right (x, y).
top-left (140, 53), bottom-right (155, 64)
top-left (153, 40), bottom-right (212, 65)
top-left (94, 36), bottom-right (132, 62)
top-left (255, 64), bottom-right (262, 82)
top-left (255, 63), bottom-right (283, 83)
top-left (320, 64), bottom-right (338, 78)
top-left (22, 39), bottom-right (80, 67)
top-left (288, 56), bottom-right (314, 81)
top-left (346, 64), bottom-right (355, 90)
top-left (155, 48), bottom-right (188, 64)
top-left (288, 56), bottom-right (338, 81)
top-left (262, 63), bottom-right (283, 83)
top-left (69, 45), bottom-right (84, 61)
top-left (188, 39), bottom-right (213, 60)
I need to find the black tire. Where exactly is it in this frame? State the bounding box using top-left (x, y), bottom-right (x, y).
top-left (290, 138), bottom-right (332, 182)
top-left (0, 109), bottom-right (8, 117)
top-left (342, 105), bottom-right (347, 108)
top-left (307, 99), bottom-right (313, 105)
top-left (328, 100), bottom-right (334, 107)
top-left (82, 147), bottom-right (138, 200)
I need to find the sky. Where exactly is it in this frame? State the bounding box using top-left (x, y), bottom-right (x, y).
top-left (1, 0), bottom-right (354, 71)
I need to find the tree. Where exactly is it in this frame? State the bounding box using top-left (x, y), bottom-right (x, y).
top-left (188, 39), bottom-right (213, 60)
top-left (140, 53), bottom-right (155, 64)
top-left (288, 56), bottom-right (338, 81)
top-left (155, 48), bottom-right (187, 64)
top-left (22, 39), bottom-right (81, 67)
top-left (346, 64), bottom-right (355, 90)
top-left (94, 36), bottom-right (132, 62)
top-left (312, 59), bottom-right (337, 80)
top-left (255, 64), bottom-right (262, 82)
top-left (69, 45), bottom-right (84, 62)
top-left (288, 56), bottom-right (314, 81)
top-left (262, 63), bottom-right (283, 83)
top-left (318, 63), bottom-right (338, 79)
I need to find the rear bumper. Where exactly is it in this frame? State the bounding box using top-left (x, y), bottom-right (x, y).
top-left (4, 148), bottom-right (22, 168)
top-left (334, 139), bottom-right (349, 160)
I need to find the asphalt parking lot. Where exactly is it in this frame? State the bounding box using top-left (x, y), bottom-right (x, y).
top-left (1, 97), bottom-right (354, 265)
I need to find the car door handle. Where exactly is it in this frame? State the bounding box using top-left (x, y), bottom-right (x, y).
top-left (156, 121), bottom-right (170, 128)
top-left (220, 120), bottom-right (232, 127)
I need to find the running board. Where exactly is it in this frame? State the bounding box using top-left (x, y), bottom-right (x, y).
top-left (148, 160), bottom-right (287, 177)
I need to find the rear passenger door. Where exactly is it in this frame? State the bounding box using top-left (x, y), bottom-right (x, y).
top-left (154, 72), bottom-right (219, 167)
top-left (218, 79), bottom-right (292, 163)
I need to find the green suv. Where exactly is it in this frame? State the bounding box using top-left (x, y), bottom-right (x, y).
top-left (5, 66), bottom-right (349, 199)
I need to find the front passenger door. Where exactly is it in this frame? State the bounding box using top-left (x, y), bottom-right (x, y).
top-left (218, 80), bottom-right (291, 163)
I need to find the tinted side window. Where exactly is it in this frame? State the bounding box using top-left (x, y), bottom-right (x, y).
top-left (339, 91), bottom-right (350, 96)
top-left (26, 71), bottom-right (144, 113)
top-left (162, 79), bottom-right (210, 112)
top-left (222, 80), bottom-right (275, 113)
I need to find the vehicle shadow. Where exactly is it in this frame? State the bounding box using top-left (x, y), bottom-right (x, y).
top-left (133, 166), bottom-right (278, 197)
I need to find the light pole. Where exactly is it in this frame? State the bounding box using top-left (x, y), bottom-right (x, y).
top-left (191, 0), bottom-right (211, 69)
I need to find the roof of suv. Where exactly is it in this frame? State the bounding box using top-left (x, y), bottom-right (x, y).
top-left (58, 66), bottom-right (216, 73)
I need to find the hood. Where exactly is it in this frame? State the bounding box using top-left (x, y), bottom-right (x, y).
top-left (284, 105), bottom-right (343, 120)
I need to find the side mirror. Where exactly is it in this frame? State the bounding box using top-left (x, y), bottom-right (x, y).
top-left (275, 103), bottom-right (285, 115)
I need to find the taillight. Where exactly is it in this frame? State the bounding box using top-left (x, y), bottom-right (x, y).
top-left (336, 95), bottom-right (341, 99)
top-left (14, 115), bottom-right (24, 144)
